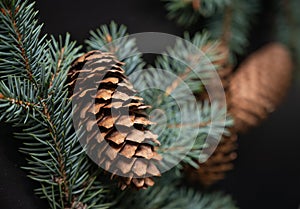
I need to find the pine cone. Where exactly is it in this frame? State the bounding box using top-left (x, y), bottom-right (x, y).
top-left (186, 43), bottom-right (293, 186)
top-left (185, 132), bottom-right (237, 187)
top-left (228, 43), bottom-right (293, 133)
top-left (68, 51), bottom-right (161, 190)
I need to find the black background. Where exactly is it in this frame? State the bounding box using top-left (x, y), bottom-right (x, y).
top-left (1, 0), bottom-right (300, 208)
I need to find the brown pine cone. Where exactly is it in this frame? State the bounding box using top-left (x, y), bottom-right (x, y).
top-left (228, 43), bottom-right (293, 133)
top-left (185, 43), bottom-right (293, 187)
top-left (68, 51), bottom-right (161, 190)
top-left (185, 132), bottom-right (238, 187)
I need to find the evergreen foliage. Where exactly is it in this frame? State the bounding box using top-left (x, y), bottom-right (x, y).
top-left (86, 23), bottom-right (232, 170)
top-left (0, 0), bottom-right (240, 208)
top-left (207, 0), bottom-right (259, 61)
top-left (276, 0), bottom-right (300, 71)
top-left (116, 170), bottom-right (237, 209)
top-left (85, 21), bottom-right (145, 76)
top-left (0, 1), bottom-right (113, 208)
top-left (162, 0), bottom-right (259, 62)
top-left (0, 0), bottom-right (47, 81)
top-left (163, 0), bottom-right (231, 26)
top-left (155, 31), bottom-right (224, 93)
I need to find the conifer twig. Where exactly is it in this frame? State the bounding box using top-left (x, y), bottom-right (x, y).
top-left (282, 0), bottom-right (297, 51)
top-left (2, 6), bottom-right (34, 83)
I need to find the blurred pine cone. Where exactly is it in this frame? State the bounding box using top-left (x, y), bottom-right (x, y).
top-left (185, 132), bottom-right (237, 187)
top-left (185, 42), bottom-right (293, 187)
top-left (68, 51), bottom-right (161, 190)
top-left (228, 43), bottom-right (293, 133)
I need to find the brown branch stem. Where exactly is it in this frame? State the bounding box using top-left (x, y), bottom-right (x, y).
top-left (192, 0), bottom-right (201, 11)
top-left (50, 47), bottom-right (65, 88)
top-left (167, 120), bottom-right (212, 129)
top-left (2, 93), bottom-right (69, 203)
top-left (40, 99), bottom-right (70, 205)
top-left (3, 96), bottom-right (38, 109)
top-left (2, 5), bottom-right (72, 207)
top-left (7, 8), bottom-right (34, 82)
top-left (221, 6), bottom-right (233, 48)
top-left (165, 67), bottom-right (192, 96)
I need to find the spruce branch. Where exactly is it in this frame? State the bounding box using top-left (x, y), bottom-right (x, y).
top-left (281, 0), bottom-right (297, 47)
top-left (116, 169), bottom-right (237, 209)
top-left (0, 76), bottom-right (40, 123)
top-left (131, 32), bottom-right (232, 169)
top-left (0, 0), bottom-right (47, 84)
top-left (207, 0), bottom-right (259, 62)
top-left (85, 24), bottom-right (232, 171)
top-left (220, 5), bottom-right (233, 49)
top-left (276, 0), bottom-right (300, 69)
top-left (2, 35), bottom-right (105, 208)
top-left (85, 21), bottom-right (145, 76)
top-left (162, 0), bottom-right (231, 26)
top-left (162, 0), bottom-right (259, 62)
top-left (0, 1), bottom-right (114, 208)
top-left (155, 31), bottom-right (225, 94)
top-left (0, 1), bottom-right (238, 208)
top-left (0, 34), bottom-right (113, 208)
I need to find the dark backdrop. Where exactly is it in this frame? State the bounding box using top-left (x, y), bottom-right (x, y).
top-left (1, 0), bottom-right (300, 208)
